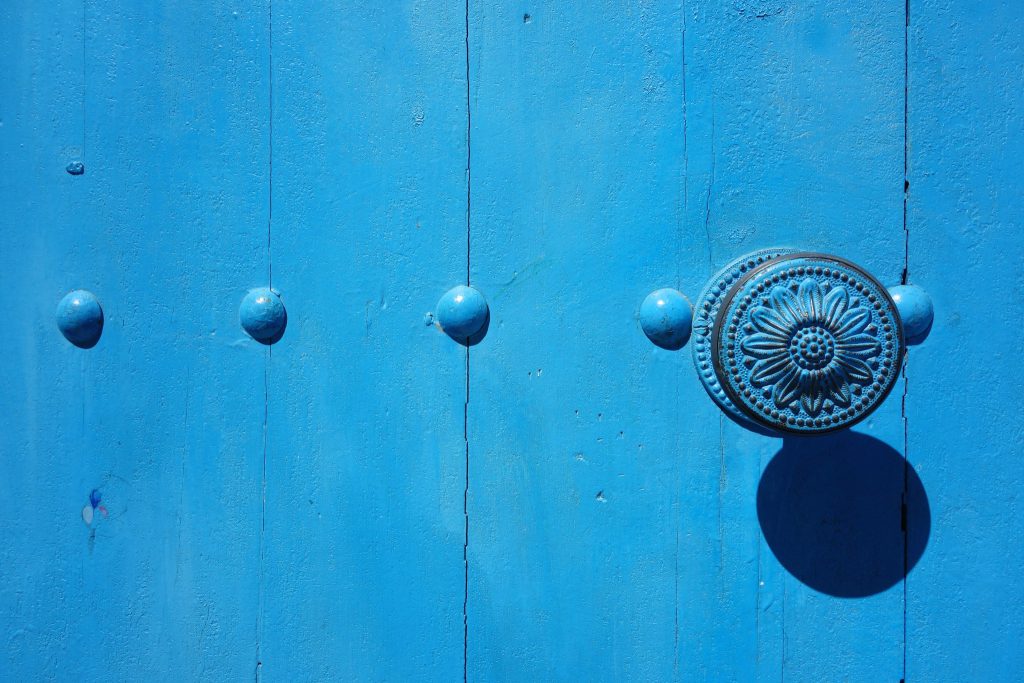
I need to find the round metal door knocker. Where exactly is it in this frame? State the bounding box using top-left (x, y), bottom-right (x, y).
top-left (693, 250), bottom-right (905, 434)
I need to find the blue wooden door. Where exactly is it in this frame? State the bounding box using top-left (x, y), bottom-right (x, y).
top-left (1, 1), bottom-right (1021, 681)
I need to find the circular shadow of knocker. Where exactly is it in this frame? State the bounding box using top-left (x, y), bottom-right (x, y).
top-left (757, 431), bottom-right (930, 598)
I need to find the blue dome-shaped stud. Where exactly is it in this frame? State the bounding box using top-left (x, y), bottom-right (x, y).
top-left (888, 284), bottom-right (933, 344)
top-left (434, 285), bottom-right (488, 343)
top-left (239, 287), bottom-right (287, 344)
top-left (639, 288), bottom-right (693, 350)
top-left (56, 289), bottom-right (104, 348)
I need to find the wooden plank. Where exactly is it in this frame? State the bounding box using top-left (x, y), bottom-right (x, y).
top-left (260, 1), bottom-right (469, 679)
top-left (906, 1), bottom-right (1024, 679)
top-left (469, 1), bottom-right (907, 680)
top-left (0, 0), bottom-right (269, 679)
top-left (468, 3), bottom-right (689, 679)
top-left (681, 3), bottom-right (908, 681)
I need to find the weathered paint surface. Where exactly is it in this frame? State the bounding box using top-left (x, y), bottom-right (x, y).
top-left (260, 1), bottom-right (468, 679)
top-left (0, 1), bottom-right (1021, 681)
top-left (0, 0), bottom-right (269, 679)
top-left (906, 1), bottom-right (1024, 679)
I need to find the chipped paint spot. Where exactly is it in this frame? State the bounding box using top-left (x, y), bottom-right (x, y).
top-left (81, 488), bottom-right (110, 527)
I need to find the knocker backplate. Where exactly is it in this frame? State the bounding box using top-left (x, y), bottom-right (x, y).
top-left (692, 248), bottom-right (798, 431)
top-left (711, 252), bottom-right (905, 434)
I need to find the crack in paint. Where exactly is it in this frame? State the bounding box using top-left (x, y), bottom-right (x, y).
top-left (780, 577), bottom-right (786, 682)
top-left (675, 7), bottom-right (687, 671)
top-left (463, 3), bottom-right (472, 680)
top-left (462, 348), bottom-right (470, 683)
top-left (267, 0), bottom-right (275, 288)
top-left (465, 0), bottom-right (472, 287)
top-left (256, 0), bottom-right (274, 673)
top-left (902, 3), bottom-right (911, 681)
top-left (704, 99), bottom-right (716, 269)
top-left (679, 0), bottom-right (688, 290)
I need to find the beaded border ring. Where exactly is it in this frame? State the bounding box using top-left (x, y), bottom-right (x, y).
top-left (692, 248), bottom-right (797, 431)
top-left (710, 252), bottom-right (905, 434)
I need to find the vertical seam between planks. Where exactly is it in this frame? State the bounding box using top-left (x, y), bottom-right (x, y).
top-left (257, 360), bottom-right (268, 681)
top-left (679, 0), bottom-right (687, 288)
top-left (675, 2), bottom-right (687, 677)
top-left (463, 349), bottom-right (470, 683)
top-left (780, 578), bottom-right (786, 682)
top-left (256, 1), bottom-right (274, 678)
top-left (716, 414), bottom-right (725, 567)
top-left (901, 2), bottom-right (910, 682)
top-left (755, 465), bottom-right (762, 676)
top-left (703, 100), bottom-right (716, 269)
top-left (267, 0), bottom-right (275, 288)
top-left (902, 0), bottom-right (910, 287)
top-left (463, 2), bottom-right (472, 681)
top-left (81, 0), bottom-right (88, 157)
top-left (465, 0), bottom-right (472, 286)
top-left (80, 0), bottom-right (89, 587)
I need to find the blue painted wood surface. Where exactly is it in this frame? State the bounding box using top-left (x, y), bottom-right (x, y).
top-left (260, 1), bottom-right (468, 679)
top-left (906, 1), bottom-right (1024, 679)
top-left (470, 2), bottom-right (908, 680)
top-left (0, 1), bottom-right (270, 679)
top-left (0, 1), bottom-right (1021, 681)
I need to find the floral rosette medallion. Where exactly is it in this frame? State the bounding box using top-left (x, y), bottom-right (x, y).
top-left (706, 252), bottom-right (904, 434)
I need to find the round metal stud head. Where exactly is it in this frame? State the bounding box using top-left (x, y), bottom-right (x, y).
top-left (639, 288), bottom-right (693, 350)
top-left (239, 288), bottom-right (287, 344)
top-left (56, 289), bottom-right (103, 348)
top-left (888, 284), bottom-right (933, 343)
top-left (435, 285), bottom-right (488, 341)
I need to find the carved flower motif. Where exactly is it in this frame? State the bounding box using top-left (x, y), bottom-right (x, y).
top-left (739, 278), bottom-right (881, 417)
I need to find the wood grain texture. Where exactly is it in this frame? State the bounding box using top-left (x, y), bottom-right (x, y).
top-left (0, 0), bottom-right (269, 679)
top-left (468, 2), bottom-right (688, 679)
top-left (469, 1), bottom-right (907, 680)
top-left (681, 2), bottom-right (908, 681)
top-left (0, 1), bottom-right (1021, 681)
top-left (260, 1), bottom-right (468, 680)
